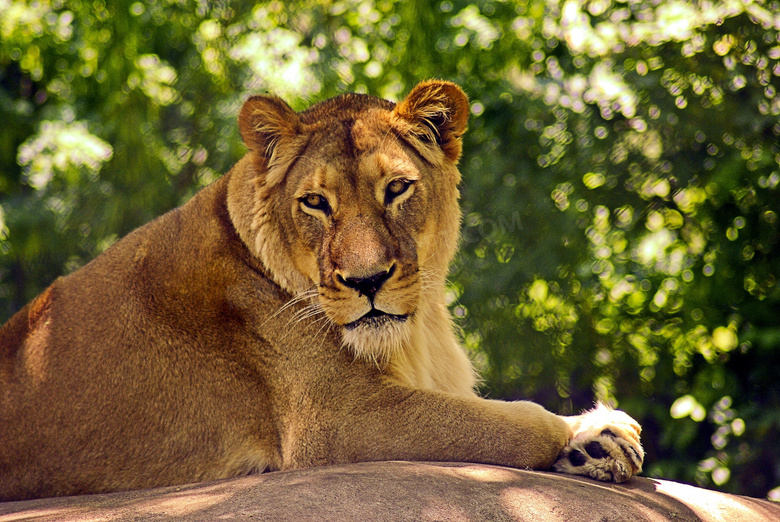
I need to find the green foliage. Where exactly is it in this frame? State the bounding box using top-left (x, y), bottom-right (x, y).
top-left (1, 0), bottom-right (778, 500)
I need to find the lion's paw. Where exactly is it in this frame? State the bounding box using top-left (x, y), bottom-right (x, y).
top-left (553, 403), bottom-right (644, 483)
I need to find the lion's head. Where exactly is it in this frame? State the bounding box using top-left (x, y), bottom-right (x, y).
top-left (228, 80), bottom-right (469, 363)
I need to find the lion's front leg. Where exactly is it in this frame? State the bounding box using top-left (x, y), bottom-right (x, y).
top-left (553, 403), bottom-right (644, 483)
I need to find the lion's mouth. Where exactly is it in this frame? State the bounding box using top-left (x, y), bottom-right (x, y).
top-left (344, 308), bottom-right (409, 330)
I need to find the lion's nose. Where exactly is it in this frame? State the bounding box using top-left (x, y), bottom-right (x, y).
top-left (339, 265), bottom-right (395, 299)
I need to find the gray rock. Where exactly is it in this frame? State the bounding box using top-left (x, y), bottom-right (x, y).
top-left (1, 462), bottom-right (777, 521)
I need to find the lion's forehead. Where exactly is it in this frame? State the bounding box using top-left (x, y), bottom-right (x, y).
top-left (304, 110), bottom-right (396, 156)
top-left (293, 117), bottom-right (420, 195)
top-left (350, 116), bottom-right (394, 151)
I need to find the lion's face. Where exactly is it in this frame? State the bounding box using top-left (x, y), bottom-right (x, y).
top-left (231, 81), bottom-right (469, 362)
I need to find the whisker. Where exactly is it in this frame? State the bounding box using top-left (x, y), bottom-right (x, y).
top-left (288, 305), bottom-right (326, 327)
top-left (290, 300), bottom-right (322, 318)
top-left (270, 287), bottom-right (319, 319)
top-left (297, 313), bottom-right (329, 333)
top-left (312, 316), bottom-right (334, 343)
top-left (292, 308), bottom-right (325, 324)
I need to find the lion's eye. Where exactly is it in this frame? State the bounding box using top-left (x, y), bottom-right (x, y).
top-left (385, 179), bottom-right (412, 203)
top-left (301, 194), bottom-right (331, 214)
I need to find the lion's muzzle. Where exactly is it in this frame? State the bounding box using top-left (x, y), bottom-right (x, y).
top-left (344, 308), bottom-right (409, 331)
top-left (337, 264), bottom-right (395, 300)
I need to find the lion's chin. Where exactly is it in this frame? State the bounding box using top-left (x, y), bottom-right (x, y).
top-left (341, 311), bottom-right (413, 366)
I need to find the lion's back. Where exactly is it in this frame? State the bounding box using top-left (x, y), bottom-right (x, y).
top-left (0, 175), bottom-right (283, 500)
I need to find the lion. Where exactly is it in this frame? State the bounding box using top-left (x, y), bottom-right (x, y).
top-left (0, 80), bottom-right (643, 501)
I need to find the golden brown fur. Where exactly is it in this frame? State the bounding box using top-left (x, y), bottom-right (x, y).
top-left (0, 81), bottom-right (642, 501)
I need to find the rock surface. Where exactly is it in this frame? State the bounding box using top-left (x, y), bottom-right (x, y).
top-left (1, 461), bottom-right (778, 521)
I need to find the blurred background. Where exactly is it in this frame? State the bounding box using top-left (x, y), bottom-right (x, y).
top-left (1, 0), bottom-right (778, 500)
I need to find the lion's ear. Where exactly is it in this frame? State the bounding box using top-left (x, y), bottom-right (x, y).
top-left (393, 80), bottom-right (469, 163)
top-left (238, 95), bottom-right (301, 159)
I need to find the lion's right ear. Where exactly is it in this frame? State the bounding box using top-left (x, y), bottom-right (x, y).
top-left (393, 80), bottom-right (469, 164)
top-left (238, 95), bottom-right (301, 160)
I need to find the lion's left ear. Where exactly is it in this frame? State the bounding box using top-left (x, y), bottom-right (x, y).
top-left (392, 80), bottom-right (469, 163)
top-left (238, 95), bottom-right (301, 162)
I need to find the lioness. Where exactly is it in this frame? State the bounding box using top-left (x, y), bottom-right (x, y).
top-left (0, 80), bottom-right (643, 501)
